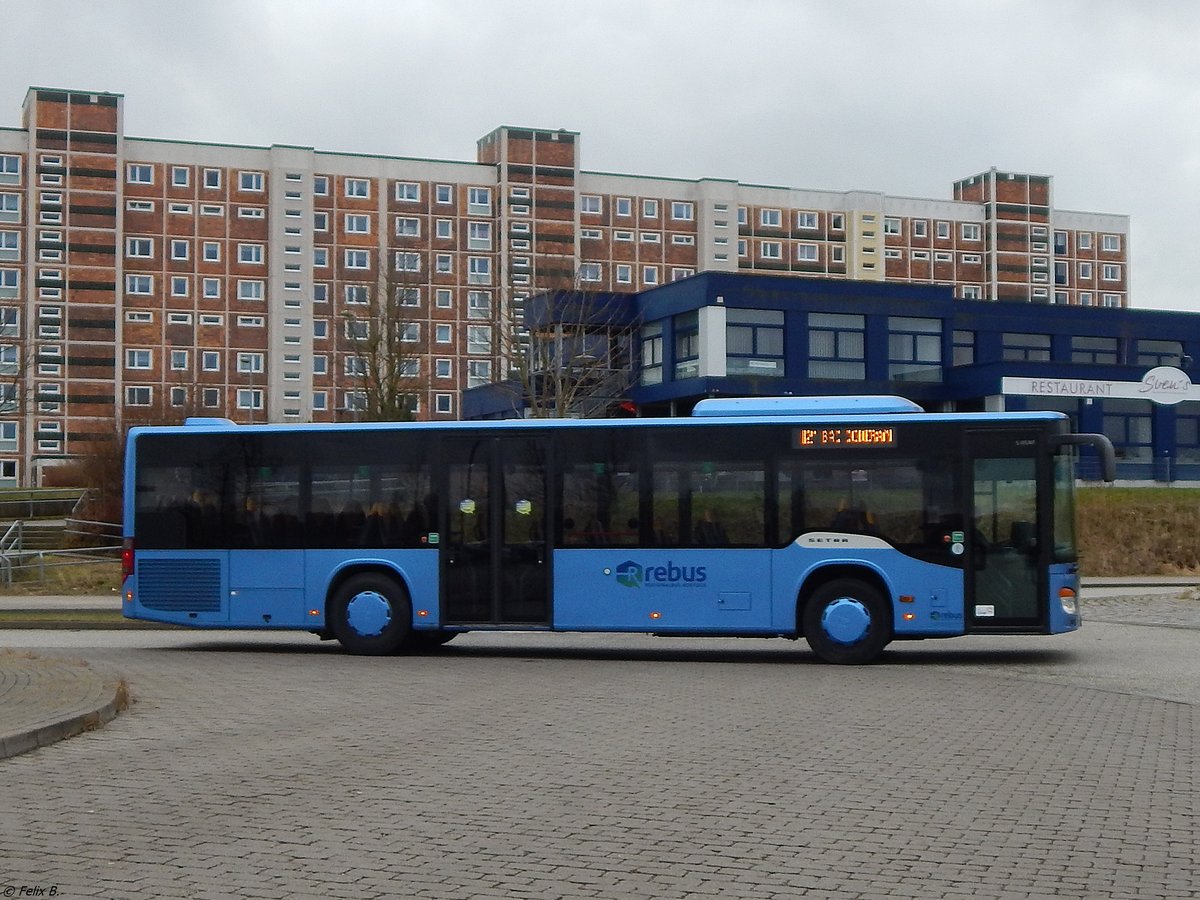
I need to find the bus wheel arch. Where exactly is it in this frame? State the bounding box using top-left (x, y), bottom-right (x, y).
top-left (327, 567), bottom-right (414, 655)
top-left (797, 566), bottom-right (893, 665)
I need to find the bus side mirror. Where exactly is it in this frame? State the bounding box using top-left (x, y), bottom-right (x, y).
top-left (1051, 434), bottom-right (1116, 482)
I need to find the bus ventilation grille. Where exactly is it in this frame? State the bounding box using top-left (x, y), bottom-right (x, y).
top-left (139, 559), bottom-right (222, 612)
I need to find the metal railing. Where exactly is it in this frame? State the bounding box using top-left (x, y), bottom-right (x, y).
top-left (0, 516), bottom-right (120, 587)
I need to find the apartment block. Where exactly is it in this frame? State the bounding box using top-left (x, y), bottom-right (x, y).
top-left (0, 86), bottom-right (1129, 486)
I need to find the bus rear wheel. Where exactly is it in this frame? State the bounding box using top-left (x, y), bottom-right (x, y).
top-left (330, 573), bottom-right (412, 655)
top-left (802, 578), bottom-right (891, 665)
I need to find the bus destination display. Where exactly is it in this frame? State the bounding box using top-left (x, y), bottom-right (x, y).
top-left (793, 426), bottom-right (897, 448)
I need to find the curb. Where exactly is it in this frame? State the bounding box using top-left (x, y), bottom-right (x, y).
top-left (0, 658), bottom-right (128, 760)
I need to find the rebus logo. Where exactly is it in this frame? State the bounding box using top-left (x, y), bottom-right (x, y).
top-left (615, 561), bottom-right (643, 588)
top-left (613, 559), bottom-right (707, 588)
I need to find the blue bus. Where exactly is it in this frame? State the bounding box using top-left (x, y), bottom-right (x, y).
top-left (121, 396), bottom-right (1114, 664)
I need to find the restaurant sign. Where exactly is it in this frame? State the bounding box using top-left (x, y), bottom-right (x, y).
top-left (1001, 366), bottom-right (1197, 406)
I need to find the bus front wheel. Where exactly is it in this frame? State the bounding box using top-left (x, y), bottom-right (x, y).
top-left (329, 573), bottom-right (412, 655)
top-left (802, 578), bottom-right (891, 665)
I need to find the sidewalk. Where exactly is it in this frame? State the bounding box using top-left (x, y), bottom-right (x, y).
top-left (0, 649), bottom-right (127, 759)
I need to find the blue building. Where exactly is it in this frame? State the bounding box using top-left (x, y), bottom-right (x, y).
top-left (468, 273), bottom-right (1200, 481)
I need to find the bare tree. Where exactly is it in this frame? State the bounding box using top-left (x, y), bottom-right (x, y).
top-left (50, 388), bottom-right (197, 524)
top-left (336, 249), bottom-right (427, 422)
top-left (494, 264), bottom-right (639, 419)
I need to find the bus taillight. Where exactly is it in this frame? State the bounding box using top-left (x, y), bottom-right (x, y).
top-left (121, 539), bottom-right (135, 583)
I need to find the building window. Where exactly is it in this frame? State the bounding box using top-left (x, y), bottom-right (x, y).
top-left (1002, 332), bottom-right (1051, 362)
top-left (673, 312), bottom-right (700, 379)
top-left (961, 223), bottom-right (982, 241)
top-left (1079, 262), bottom-right (1093, 279)
top-left (171, 350), bottom-right (189, 371)
top-left (126, 386), bottom-right (152, 406)
top-left (671, 201), bottom-right (694, 221)
top-left (951, 330), bottom-right (975, 366)
top-left (125, 274), bottom-right (152, 295)
top-left (1071, 336), bottom-right (1119, 365)
top-left (345, 178), bottom-right (369, 198)
top-left (171, 276), bottom-right (189, 297)
top-left (396, 217), bottom-right (420, 238)
top-left (435, 358), bottom-right (453, 379)
top-left (1134, 340), bottom-right (1181, 369)
top-left (580, 195), bottom-right (602, 214)
top-left (467, 325), bottom-right (492, 355)
top-left (202, 169), bottom-right (221, 189)
top-left (1102, 399), bottom-right (1152, 461)
top-left (0, 155), bottom-right (20, 183)
top-left (1102, 264), bottom-right (1121, 281)
top-left (171, 166), bottom-right (189, 187)
top-left (1102, 234), bottom-right (1121, 252)
top-left (395, 251), bottom-right (420, 272)
top-left (888, 316), bottom-right (943, 382)
top-left (237, 389), bottom-right (264, 410)
top-left (345, 214), bottom-right (370, 234)
top-left (126, 238), bottom-right (153, 258)
top-left (727, 309), bottom-right (784, 377)
top-left (125, 349), bottom-right (152, 370)
top-left (796, 243), bottom-right (818, 263)
top-left (640, 323), bottom-right (663, 386)
top-left (616, 264), bottom-right (632, 284)
top-left (797, 211), bottom-right (818, 230)
top-left (616, 197), bottom-right (632, 217)
top-left (468, 187), bottom-right (491, 212)
top-left (435, 323), bottom-right (453, 344)
top-left (467, 359), bottom-right (492, 388)
top-left (642, 199), bottom-right (658, 219)
top-left (127, 164), bottom-right (153, 184)
top-left (883, 217), bottom-right (901, 235)
top-left (201, 351), bottom-right (220, 372)
top-left (0, 193), bottom-right (20, 223)
top-left (467, 221), bottom-right (491, 250)
top-left (642, 265), bottom-right (659, 286)
top-left (759, 241), bottom-right (782, 260)
top-left (345, 249), bottom-right (370, 270)
top-left (760, 208), bottom-right (781, 228)
top-left (467, 256), bottom-right (491, 284)
top-left (579, 263), bottom-right (602, 283)
top-left (239, 171), bottom-right (264, 192)
top-left (237, 280), bottom-right (264, 301)
top-left (808, 312), bottom-right (865, 380)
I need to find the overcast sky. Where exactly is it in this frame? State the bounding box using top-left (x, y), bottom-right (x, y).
top-left (6, 0), bottom-right (1198, 311)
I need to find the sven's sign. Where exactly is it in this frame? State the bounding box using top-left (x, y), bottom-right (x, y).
top-left (1002, 366), bottom-right (1197, 406)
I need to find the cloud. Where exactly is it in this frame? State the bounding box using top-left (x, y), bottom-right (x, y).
top-left (4, 0), bottom-right (1197, 308)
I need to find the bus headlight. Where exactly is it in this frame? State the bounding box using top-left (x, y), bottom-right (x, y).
top-left (1058, 587), bottom-right (1078, 615)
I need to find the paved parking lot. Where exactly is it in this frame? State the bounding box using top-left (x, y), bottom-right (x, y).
top-left (0, 593), bottom-right (1196, 899)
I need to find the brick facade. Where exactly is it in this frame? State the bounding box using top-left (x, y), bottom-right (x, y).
top-left (0, 86), bottom-right (1129, 485)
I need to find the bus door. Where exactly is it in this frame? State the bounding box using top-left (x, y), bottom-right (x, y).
top-left (965, 431), bottom-right (1044, 629)
top-left (441, 436), bottom-right (551, 626)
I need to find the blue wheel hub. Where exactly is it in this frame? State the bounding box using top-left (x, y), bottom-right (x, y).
top-left (345, 590), bottom-right (392, 637)
top-left (821, 597), bottom-right (871, 645)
